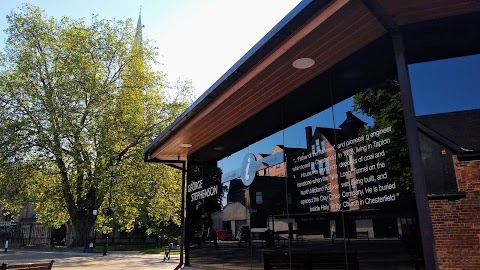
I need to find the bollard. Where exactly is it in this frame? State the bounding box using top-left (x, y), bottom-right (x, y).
top-left (4, 239), bottom-right (8, 252)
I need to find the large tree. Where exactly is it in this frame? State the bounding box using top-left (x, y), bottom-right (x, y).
top-left (0, 4), bottom-right (193, 246)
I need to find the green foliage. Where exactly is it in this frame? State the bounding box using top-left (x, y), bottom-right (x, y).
top-left (0, 4), bottom-right (193, 245)
top-left (0, 160), bottom-right (31, 215)
top-left (353, 78), bottom-right (413, 191)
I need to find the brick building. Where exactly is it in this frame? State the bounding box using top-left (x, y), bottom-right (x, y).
top-left (419, 109), bottom-right (480, 269)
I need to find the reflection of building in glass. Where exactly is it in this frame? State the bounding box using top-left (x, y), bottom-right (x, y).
top-left (222, 145), bottom-right (303, 240)
top-left (220, 111), bottom-right (417, 241)
top-left (257, 145), bottom-right (296, 177)
top-left (222, 108), bottom-right (480, 247)
top-left (224, 108), bottom-right (480, 243)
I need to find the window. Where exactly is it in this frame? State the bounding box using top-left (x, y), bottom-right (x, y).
top-left (347, 154), bottom-right (355, 171)
top-left (255, 192), bottom-right (263, 205)
top-left (310, 161), bottom-right (317, 174)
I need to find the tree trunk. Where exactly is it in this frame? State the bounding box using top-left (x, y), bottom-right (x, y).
top-left (65, 221), bottom-right (76, 247)
top-left (56, 158), bottom-right (97, 248)
top-left (65, 214), bottom-right (95, 247)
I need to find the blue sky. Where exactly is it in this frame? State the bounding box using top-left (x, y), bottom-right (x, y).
top-left (410, 55), bottom-right (480, 116)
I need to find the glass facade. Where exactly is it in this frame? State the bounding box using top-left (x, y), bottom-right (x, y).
top-left (184, 53), bottom-right (480, 269)
top-left (180, 51), bottom-right (480, 269)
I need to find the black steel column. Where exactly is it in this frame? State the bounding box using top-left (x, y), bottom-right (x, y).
top-left (391, 32), bottom-right (438, 270)
top-left (184, 162), bottom-right (190, 266)
top-left (148, 159), bottom-right (188, 269)
top-left (179, 160), bottom-right (187, 266)
top-left (360, 1), bottom-right (439, 268)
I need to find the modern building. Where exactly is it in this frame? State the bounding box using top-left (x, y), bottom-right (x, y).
top-left (145, 1), bottom-right (480, 269)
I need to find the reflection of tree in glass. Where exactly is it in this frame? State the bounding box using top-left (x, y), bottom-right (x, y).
top-left (353, 78), bottom-right (413, 192)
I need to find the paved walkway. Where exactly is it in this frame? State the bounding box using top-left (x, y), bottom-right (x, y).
top-left (0, 250), bottom-right (180, 270)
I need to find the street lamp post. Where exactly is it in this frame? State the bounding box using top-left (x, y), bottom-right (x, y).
top-left (91, 172), bottom-right (99, 252)
top-left (103, 161), bottom-right (116, 256)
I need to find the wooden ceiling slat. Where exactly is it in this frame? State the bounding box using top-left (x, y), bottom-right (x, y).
top-left (380, 0), bottom-right (477, 11)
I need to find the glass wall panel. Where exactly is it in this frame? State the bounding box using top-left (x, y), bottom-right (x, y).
top-left (187, 107), bottom-right (287, 269)
top-left (186, 161), bottom-right (224, 268)
top-left (283, 106), bottom-right (354, 265)
top-left (330, 79), bottom-right (423, 269)
top-left (181, 54), bottom-right (479, 270)
top-left (186, 71), bottom-right (436, 269)
top-left (278, 74), bottom-right (425, 269)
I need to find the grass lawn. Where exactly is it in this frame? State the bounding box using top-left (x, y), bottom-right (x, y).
top-left (92, 244), bottom-right (165, 255)
top-left (141, 248), bottom-right (166, 255)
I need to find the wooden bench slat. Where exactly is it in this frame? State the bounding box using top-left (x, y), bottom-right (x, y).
top-left (1, 260), bottom-right (54, 270)
top-left (7, 265), bottom-right (49, 270)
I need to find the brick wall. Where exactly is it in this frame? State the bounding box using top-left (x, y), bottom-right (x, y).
top-left (429, 156), bottom-right (480, 270)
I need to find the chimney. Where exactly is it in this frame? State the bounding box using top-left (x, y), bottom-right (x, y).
top-left (305, 126), bottom-right (313, 146)
top-left (339, 111), bottom-right (366, 140)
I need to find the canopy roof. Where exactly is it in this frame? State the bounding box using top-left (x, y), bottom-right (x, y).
top-left (145, 0), bottom-right (480, 164)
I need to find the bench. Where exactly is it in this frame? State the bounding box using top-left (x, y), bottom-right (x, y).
top-left (356, 231), bottom-right (370, 241)
top-left (331, 231), bottom-right (369, 244)
top-left (1, 260), bottom-right (55, 270)
top-left (264, 252), bottom-right (359, 270)
top-left (163, 243), bottom-right (181, 261)
top-left (274, 232), bottom-right (305, 247)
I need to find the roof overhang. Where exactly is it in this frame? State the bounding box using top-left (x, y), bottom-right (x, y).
top-left (145, 0), bottom-right (480, 164)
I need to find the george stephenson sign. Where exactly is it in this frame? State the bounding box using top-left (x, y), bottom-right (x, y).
top-left (187, 179), bottom-right (220, 202)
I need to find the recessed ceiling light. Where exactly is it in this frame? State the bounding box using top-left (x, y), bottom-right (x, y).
top-left (213, 146), bottom-right (224, 151)
top-left (292, 58), bottom-right (315, 69)
top-left (179, 143), bottom-right (192, 148)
